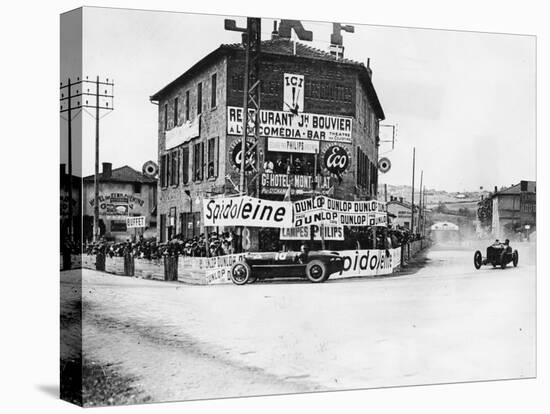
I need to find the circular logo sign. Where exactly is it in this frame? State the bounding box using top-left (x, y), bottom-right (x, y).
top-left (323, 145), bottom-right (350, 175)
top-left (230, 140), bottom-right (256, 173)
top-left (142, 160), bottom-right (158, 177)
top-left (378, 157), bottom-right (391, 173)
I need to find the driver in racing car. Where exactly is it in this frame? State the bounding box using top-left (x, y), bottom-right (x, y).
top-left (297, 243), bottom-right (310, 264)
top-left (503, 239), bottom-right (512, 253)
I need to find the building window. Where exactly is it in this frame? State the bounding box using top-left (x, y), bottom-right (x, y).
top-left (160, 214), bottom-right (166, 242)
top-left (182, 146), bottom-right (189, 184)
top-left (160, 154), bottom-right (169, 187)
top-left (164, 103), bottom-right (168, 130)
top-left (211, 73), bottom-right (217, 108)
top-left (197, 82), bottom-right (202, 115)
top-left (185, 90), bottom-right (190, 121)
top-left (170, 150), bottom-right (180, 186)
top-left (111, 220), bottom-right (127, 232)
top-left (174, 97), bottom-right (179, 126)
top-left (207, 137), bottom-right (218, 178)
top-left (193, 141), bottom-right (204, 181)
top-left (133, 183), bottom-right (142, 194)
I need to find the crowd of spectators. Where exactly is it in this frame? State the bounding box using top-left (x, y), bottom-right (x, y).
top-left (74, 224), bottom-right (425, 261)
top-left (83, 231), bottom-right (237, 259)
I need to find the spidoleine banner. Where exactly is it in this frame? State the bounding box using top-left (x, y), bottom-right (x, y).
top-left (194, 248), bottom-right (401, 285)
top-left (202, 195), bottom-right (387, 228)
top-left (202, 196), bottom-right (293, 228)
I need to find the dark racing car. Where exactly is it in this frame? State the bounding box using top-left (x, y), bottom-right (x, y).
top-left (474, 239), bottom-right (519, 270)
top-left (229, 247), bottom-right (344, 285)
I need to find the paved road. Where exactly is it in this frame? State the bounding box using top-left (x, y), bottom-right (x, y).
top-left (73, 243), bottom-right (536, 404)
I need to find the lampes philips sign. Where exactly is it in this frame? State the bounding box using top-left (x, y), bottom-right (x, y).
top-left (227, 107), bottom-right (352, 142)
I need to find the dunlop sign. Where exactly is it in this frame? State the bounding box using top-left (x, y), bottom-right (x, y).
top-left (203, 196), bottom-right (293, 228)
top-left (293, 196), bottom-right (387, 227)
top-left (227, 106), bottom-right (352, 142)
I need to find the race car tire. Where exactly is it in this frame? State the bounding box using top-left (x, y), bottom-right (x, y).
top-left (230, 262), bottom-right (252, 285)
top-left (474, 251), bottom-right (482, 270)
top-left (306, 260), bottom-right (328, 283)
top-left (247, 275), bottom-right (258, 284)
top-left (513, 250), bottom-right (519, 267)
top-left (500, 251), bottom-right (507, 269)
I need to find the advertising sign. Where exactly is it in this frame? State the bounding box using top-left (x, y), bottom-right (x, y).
top-left (280, 224), bottom-right (344, 240)
top-left (229, 139), bottom-right (256, 172)
top-left (165, 115), bottom-right (200, 150)
top-left (261, 173), bottom-right (331, 195)
top-left (323, 144), bottom-right (350, 175)
top-left (203, 196), bottom-right (293, 228)
top-left (283, 73), bottom-right (304, 113)
top-left (267, 137), bottom-right (319, 154)
top-left (126, 216), bottom-right (146, 228)
top-left (293, 196), bottom-right (387, 227)
top-left (104, 204), bottom-right (129, 218)
top-left (330, 248), bottom-right (401, 279)
top-left (227, 106), bottom-right (352, 142)
top-left (197, 253), bottom-right (246, 284)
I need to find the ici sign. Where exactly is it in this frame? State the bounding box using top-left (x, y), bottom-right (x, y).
top-left (323, 145), bottom-right (350, 175)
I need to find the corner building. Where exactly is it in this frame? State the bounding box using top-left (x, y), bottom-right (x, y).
top-left (150, 33), bottom-right (385, 248)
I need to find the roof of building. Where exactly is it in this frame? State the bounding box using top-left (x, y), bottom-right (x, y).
top-left (150, 38), bottom-right (385, 119)
top-left (492, 181), bottom-right (536, 197)
top-left (83, 165), bottom-right (157, 184)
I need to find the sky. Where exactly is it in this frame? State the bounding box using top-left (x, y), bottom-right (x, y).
top-left (61, 7), bottom-right (536, 192)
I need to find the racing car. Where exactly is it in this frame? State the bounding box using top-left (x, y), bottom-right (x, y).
top-left (474, 239), bottom-right (519, 270)
top-left (229, 249), bottom-right (344, 285)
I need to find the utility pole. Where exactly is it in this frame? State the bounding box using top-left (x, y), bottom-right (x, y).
top-left (417, 170), bottom-right (424, 233)
top-left (93, 76), bottom-right (100, 242)
top-left (224, 17), bottom-right (262, 197)
top-left (62, 78), bottom-right (74, 239)
top-left (61, 76), bottom-right (113, 242)
top-left (225, 17), bottom-right (262, 252)
top-left (410, 147), bottom-right (416, 233)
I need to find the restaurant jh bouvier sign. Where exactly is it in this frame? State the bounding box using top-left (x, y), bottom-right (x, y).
top-left (227, 106), bottom-right (353, 142)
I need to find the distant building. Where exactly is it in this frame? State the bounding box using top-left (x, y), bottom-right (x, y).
top-left (386, 197), bottom-right (419, 230)
top-left (60, 163), bottom-right (82, 242)
top-left (488, 180), bottom-right (536, 239)
top-left (430, 221), bottom-right (460, 243)
top-left (82, 163), bottom-right (157, 241)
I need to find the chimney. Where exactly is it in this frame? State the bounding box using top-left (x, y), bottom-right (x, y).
top-left (494, 186), bottom-right (498, 194)
top-left (271, 21), bottom-right (279, 40)
top-left (102, 162), bottom-right (112, 179)
top-left (520, 180), bottom-right (528, 192)
top-left (399, 197), bottom-right (403, 202)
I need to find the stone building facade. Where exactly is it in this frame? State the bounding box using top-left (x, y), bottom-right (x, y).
top-left (150, 30), bottom-right (385, 246)
top-left (489, 180), bottom-right (536, 239)
top-left (82, 163), bottom-right (157, 241)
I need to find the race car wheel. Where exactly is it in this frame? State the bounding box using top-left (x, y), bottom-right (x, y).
top-left (474, 251), bottom-right (482, 270)
top-left (500, 251), bottom-right (507, 269)
top-left (306, 260), bottom-right (328, 283)
top-left (513, 250), bottom-right (519, 267)
top-left (230, 262), bottom-right (252, 285)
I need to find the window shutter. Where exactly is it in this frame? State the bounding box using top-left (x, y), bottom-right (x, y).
top-left (215, 136), bottom-right (219, 177)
